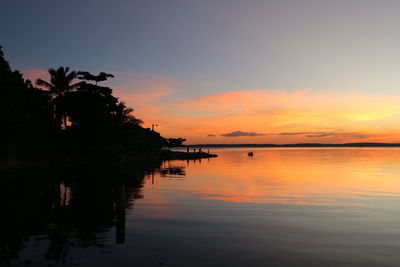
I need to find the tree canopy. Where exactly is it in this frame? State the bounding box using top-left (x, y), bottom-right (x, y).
top-left (0, 46), bottom-right (185, 161)
top-left (77, 71), bottom-right (114, 84)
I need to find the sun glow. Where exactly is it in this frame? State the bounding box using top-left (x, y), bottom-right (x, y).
top-left (118, 88), bottom-right (400, 144)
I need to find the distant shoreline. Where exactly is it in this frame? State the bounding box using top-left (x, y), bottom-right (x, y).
top-left (184, 143), bottom-right (400, 148)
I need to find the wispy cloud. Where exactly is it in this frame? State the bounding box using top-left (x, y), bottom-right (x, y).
top-left (206, 134), bottom-right (216, 137)
top-left (278, 132), bottom-right (310, 136)
top-left (161, 89), bottom-right (400, 143)
top-left (219, 131), bottom-right (364, 139)
top-left (278, 132), bottom-right (334, 137)
top-left (305, 132), bottom-right (335, 138)
top-left (221, 131), bottom-right (266, 137)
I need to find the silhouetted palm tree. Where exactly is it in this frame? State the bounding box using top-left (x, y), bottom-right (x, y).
top-left (114, 102), bottom-right (143, 126)
top-left (36, 67), bottom-right (83, 129)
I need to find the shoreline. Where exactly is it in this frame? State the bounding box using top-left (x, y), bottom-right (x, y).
top-left (0, 150), bottom-right (218, 175)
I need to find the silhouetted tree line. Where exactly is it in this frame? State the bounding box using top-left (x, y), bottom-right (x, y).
top-left (0, 46), bottom-right (177, 162)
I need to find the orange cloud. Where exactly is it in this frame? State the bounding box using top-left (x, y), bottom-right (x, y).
top-left (133, 89), bottom-right (400, 144)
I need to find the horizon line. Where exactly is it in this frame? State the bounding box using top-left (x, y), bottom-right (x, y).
top-left (184, 142), bottom-right (400, 147)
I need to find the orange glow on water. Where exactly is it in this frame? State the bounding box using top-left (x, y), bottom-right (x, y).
top-left (145, 148), bottom-right (400, 206)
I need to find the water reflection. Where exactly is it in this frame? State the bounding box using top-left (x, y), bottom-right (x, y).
top-left (5, 148), bottom-right (400, 266)
top-left (0, 161), bottom-right (185, 266)
top-left (159, 162), bottom-right (186, 177)
top-left (185, 148), bottom-right (400, 206)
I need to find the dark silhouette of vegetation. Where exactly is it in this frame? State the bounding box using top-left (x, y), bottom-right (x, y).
top-left (0, 46), bottom-right (187, 164)
top-left (164, 137), bottom-right (186, 148)
top-left (36, 67), bottom-right (84, 129)
top-left (0, 46), bottom-right (56, 161)
top-left (77, 71), bottom-right (114, 85)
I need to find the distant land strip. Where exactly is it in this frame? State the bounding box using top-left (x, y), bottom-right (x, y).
top-left (186, 143), bottom-right (400, 148)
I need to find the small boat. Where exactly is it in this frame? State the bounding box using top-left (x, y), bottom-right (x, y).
top-left (247, 152), bottom-right (254, 156)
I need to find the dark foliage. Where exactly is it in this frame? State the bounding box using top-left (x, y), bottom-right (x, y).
top-left (0, 46), bottom-right (183, 161)
top-left (77, 71), bottom-right (114, 84)
top-left (0, 46), bottom-right (56, 159)
top-left (164, 137), bottom-right (187, 148)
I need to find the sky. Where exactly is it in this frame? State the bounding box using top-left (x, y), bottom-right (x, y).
top-left (2, 0), bottom-right (400, 144)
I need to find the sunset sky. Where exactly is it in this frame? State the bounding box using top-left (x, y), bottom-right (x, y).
top-left (3, 0), bottom-right (400, 144)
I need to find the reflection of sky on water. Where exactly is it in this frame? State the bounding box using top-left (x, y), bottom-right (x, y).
top-left (144, 148), bottom-right (400, 207)
top-left (10, 148), bottom-right (400, 266)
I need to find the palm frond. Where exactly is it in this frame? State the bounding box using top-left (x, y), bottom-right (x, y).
top-left (66, 70), bottom-right (77, 82)
top-left (69, 81), bottom-right (85, 89)
top-left (36, 78), bottom-right (54, 89)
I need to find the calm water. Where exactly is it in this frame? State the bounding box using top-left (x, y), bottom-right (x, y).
top-left (5, 148), bottom-right (400, 266)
